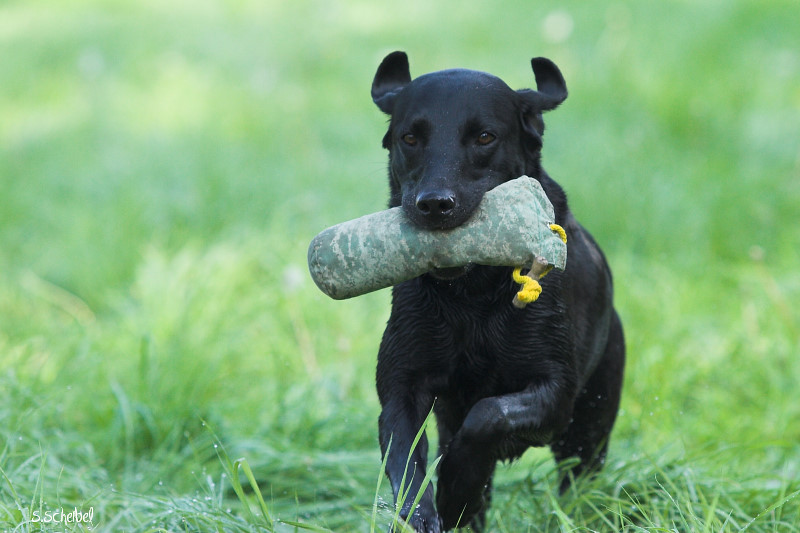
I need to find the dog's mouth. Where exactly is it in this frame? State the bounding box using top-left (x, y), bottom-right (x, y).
top-left (429, 264), bottom-right (473, 280)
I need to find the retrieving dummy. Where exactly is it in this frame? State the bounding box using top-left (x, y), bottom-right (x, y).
top-left (307, 176), bottom-right (568, 307)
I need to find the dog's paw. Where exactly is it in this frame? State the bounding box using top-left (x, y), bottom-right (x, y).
top-left (393, 516), bottom-right (443, 533)
top-left (390, 503), bottom-right (443, 533)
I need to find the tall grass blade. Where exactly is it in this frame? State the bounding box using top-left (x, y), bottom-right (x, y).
top-left (370, 433), bottom-right (392, 533)
top-left (390, 406), bottom-right (436, 531)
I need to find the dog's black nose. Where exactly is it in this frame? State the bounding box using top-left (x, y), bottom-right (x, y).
top-left (416, 191), bottom-right (456, 217)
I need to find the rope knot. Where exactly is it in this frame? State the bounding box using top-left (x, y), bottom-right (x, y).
top-left (512, 267), bottom-right (542, 306)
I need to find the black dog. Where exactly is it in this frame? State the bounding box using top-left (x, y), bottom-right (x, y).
top-left (371, 51), bottom-right (625, 532)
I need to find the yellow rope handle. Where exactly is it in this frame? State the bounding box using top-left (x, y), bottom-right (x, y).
top-left (511, 224), bottom-right (566, 307)
top-left (549, 223), bottom-right (567, 243)
top-left (512, 267), bottom-right (542, 304)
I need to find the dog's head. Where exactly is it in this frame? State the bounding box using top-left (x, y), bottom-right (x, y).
top-left (372, 51), bottom-right (567, 231)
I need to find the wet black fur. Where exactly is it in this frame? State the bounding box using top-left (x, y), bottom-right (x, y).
top-left (371, 51), bottom-right (625, 532)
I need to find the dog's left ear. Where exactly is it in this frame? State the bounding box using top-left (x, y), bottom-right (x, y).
top-left (518, 57), bottom-right (568, 142)
top-left (371, 51), bottom-right (411, 115)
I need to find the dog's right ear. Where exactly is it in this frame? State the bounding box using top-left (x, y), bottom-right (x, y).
top-left (371, 51), bottom-right (411, 115)
top-left (529, 57), bottom-right (568, 111)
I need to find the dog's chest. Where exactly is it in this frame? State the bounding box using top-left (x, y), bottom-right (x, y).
top-left (433, 308), bottom-right (539, 396)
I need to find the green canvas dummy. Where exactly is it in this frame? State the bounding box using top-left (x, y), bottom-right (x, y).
top-left (307, 176), bottom-right (567, 302)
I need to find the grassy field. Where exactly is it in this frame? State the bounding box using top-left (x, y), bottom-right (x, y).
top-left (1, 0), bottom-right (799, 531)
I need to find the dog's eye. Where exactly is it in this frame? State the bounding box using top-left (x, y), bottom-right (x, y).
top-left (477, 132), bottom-right (496, 145)
top-left (401, 133), bottom-right (418, 146)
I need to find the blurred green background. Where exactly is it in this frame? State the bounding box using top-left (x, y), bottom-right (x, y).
top-left (1, 0), bottom-right (799, 531)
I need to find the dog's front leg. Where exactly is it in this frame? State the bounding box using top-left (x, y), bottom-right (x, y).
top-left (379, 395), bottom-right (442, 533)
top-left (436, 382), bottom-right (574, 530)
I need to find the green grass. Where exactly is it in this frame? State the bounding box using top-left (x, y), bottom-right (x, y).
top-left (1, 0), bottom-right (799, 531)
